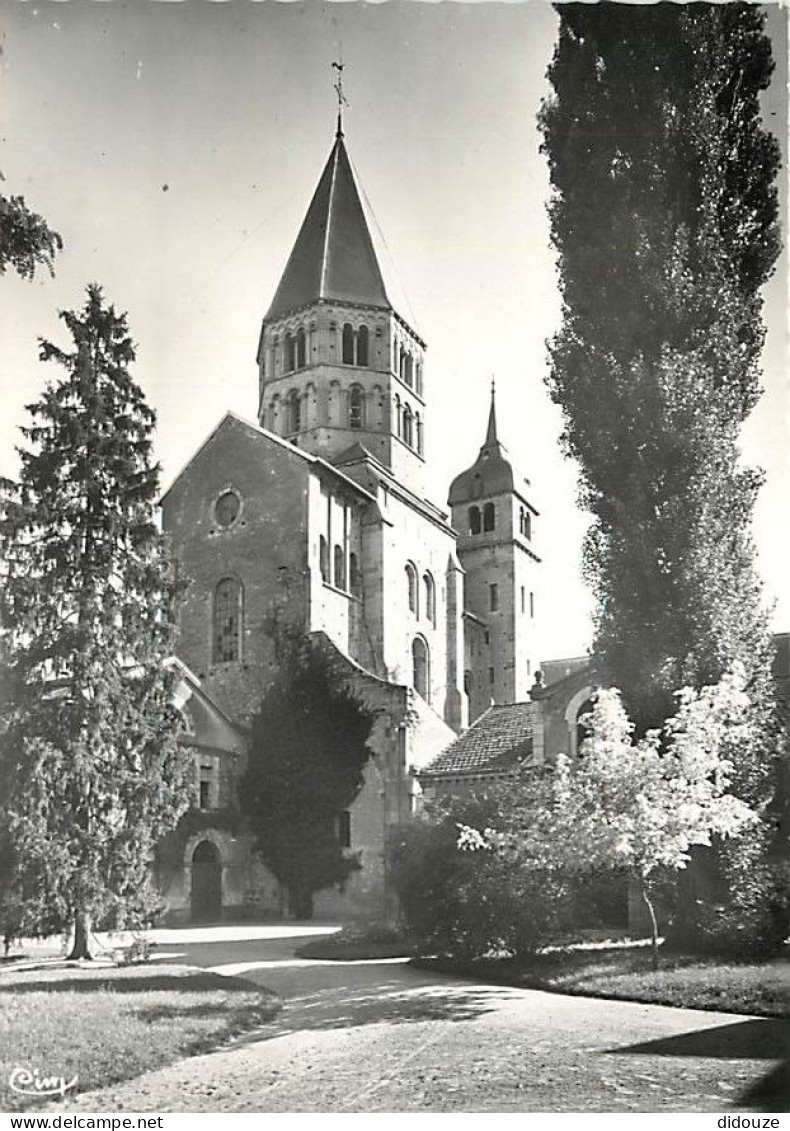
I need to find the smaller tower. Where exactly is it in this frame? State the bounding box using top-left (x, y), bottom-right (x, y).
top-left (448, 384), bottom-right (540, 720)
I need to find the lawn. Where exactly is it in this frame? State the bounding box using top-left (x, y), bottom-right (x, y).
top-left (414, 945), bottom-right (789, 1019)
top-left (0, 962), bottom-right (281, 1111)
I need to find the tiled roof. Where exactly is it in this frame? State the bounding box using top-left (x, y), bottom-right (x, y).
top-left (421, 702), bottom-right (534, 778)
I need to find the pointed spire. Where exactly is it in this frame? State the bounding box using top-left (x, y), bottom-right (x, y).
top-left (485, 377), bottom-right (498, 446)
top-left (264, 134), bottom-right (390, 321)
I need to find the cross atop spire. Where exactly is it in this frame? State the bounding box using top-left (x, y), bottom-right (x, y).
top-left (485, 377), bottom-right (499, 446)
top-left (331, 60), bottom-right (348, 138)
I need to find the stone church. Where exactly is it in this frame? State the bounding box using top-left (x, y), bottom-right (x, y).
top-left (158, 123), bottom-right (593, 923)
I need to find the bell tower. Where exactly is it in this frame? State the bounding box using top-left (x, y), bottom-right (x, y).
top-left (449, 384), bottom-right (541, 718)
top-left (256, 119), bottom-right (426, 494)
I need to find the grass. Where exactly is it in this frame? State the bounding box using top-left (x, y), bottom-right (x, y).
top-left (413, 944), bottom-right (789, 1018)
top-left (0, 962), bottom-right (281, 1111)
top-left (296, 922), bottom-right (413, 960)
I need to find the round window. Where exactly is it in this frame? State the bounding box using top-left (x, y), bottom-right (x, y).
top-left (214, 490), bottom-right (240, 528)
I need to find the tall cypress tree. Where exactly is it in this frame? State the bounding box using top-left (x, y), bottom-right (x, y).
top-left (0, 285), bottom-right (193, 957)
top-left (539, 4), bottom-right (781, 781)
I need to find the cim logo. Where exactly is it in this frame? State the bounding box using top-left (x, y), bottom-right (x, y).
top-left (9, 1066), bottom-right (78, 1099)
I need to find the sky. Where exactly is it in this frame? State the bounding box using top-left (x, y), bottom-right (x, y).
top-left (0, 0), bottom-right (787, 661)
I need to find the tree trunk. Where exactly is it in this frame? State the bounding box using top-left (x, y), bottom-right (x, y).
top-left (640, 881), bottom-right (659, 972)
top-left (67, 909), bottom-right (93, 960)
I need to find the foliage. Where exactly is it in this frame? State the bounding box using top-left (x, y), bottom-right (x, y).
top-left (0, 190), bottom-right (63, 280)
top-left (240, 631), bottom-right (376, 918)
top-left (0, 285), bottom-right (193, 957)
top-left (666, 839), bottom-right (790, 959)
top-left (459, 671), bottom-right (758, 967)
top-left (538, 3), bottom-right (782, 759)
top-left (389, 794), bottom-right (573, 959)
top-left (116, 934), bottom-right (157, 965)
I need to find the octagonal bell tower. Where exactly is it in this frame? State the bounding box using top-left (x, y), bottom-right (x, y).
top-left (256, 123), bottom-right (426, 494)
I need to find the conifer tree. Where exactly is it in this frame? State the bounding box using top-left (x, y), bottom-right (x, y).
top-left (241, 632), bottom-right (375, 919)
top-left (0, 285), bottom-right (193, 958)
top-left (539, 4), bottom-right (782, 784)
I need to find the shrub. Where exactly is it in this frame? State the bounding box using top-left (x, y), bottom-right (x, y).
top-left (389, 796), bottom-right (573, 960)
top-left (296, 922), bottom-right (412, 960)
top-left (665, 836), bottom-right (789, 958)
top-left (116, 935), bottom-right (156, 965)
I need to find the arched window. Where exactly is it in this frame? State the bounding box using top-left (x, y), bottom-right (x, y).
top-left (356, 325), bottom-right (369, 366)
top-left (284, 333), bottom-right (296, 374)
top-left (483, 502), bottom-right (496, 532)
top-left (287, 390), bottom-right (301, 435)
top-left (403, 404), bottom-right (413, 448)
top-left (423, 572), bottom-right (435, 626)
top-left (334, 544), bottom-right (345, 589)
top-left (342, 323), bottom-right (354, 365)
top-left (415, 362), bottom-right (423, 397)
top-left (212, 578), bottom-right (243, 663)
top-left (523, 510), bottom-right (532, 539)
top-left (405, 562), bottom-right (418, 615)
top-left (408, 355), bottom-right (415, 387)
top-left (349, 385), bottom-right (365, 430)
top-left (319, 535), bottom-right (329, 583)
top-left (412, 637), bottom-right (430, 701)
top-left (296, 327), bottom-right (306, 369)
top-left (349, 552), bottom-right (361, 597)
top-left (415, 413), bottom-right (423, 455)
top-left (394, 394), bottom-right (402, 438)
top-left (468, 506), bottom-right (481, 535)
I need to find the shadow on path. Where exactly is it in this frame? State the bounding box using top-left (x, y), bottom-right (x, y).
top-left (735, 1061), bottom-right (790, 1113)
top-left (609, 1018), bottom-right (790, 1061)
top-left (611, 1018), bottom-right (790, 1115)
top-left (225, 978), bottom-right (514, 1046)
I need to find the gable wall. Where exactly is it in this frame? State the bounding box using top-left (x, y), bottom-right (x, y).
top-left (162, 417), bottom-right (311, 725)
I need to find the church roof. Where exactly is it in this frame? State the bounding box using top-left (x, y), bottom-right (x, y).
top-left (448, 384), bottom-right (530, 507)
top-left (160, 412), bottom-right (376, 507)
top-left (265, 131), bottom-right (415, 326)
top-left (420, 702), bottom-right (534, 778)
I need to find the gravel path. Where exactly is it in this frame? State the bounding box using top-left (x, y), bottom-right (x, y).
top-left (53, 926), bottom-right (788, 1113)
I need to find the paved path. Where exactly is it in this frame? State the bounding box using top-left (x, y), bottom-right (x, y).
top-left (58, 925), bottom-right (788, 1113)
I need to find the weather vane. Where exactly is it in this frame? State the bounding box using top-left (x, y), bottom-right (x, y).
top-left (331, 59), bottom-right (348, 137)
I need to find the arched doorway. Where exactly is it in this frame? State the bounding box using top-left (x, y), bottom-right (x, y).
top-left (190, 840), bottom-right (222, 922)
top-left (564, 685), bottom-right (595, 757)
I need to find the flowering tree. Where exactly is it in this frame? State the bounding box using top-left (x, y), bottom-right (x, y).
top-left (459, 668), bottom-right (756, 968)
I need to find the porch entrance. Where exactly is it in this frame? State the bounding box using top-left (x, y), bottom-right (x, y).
top-left (190, 840), bottom-right (222, 922)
